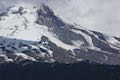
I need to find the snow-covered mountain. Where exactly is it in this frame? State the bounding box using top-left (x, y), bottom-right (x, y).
top-left (0, 4), bottom-right (120, 65)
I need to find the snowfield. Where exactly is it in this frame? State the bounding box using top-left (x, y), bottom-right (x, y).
top-left (0, 4), bottom-right (120, 65)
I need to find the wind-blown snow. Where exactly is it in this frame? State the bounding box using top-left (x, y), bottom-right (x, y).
top-left (0, 6), bottom-right (77, 51)
top-left (103, 34), bottom-right (120, 49)
top-left (71, 29), bottom-right (100, 50)
top-left (0, 4), bottom-right (120, 65)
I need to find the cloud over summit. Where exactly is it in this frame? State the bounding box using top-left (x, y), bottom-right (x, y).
top-left (0, 0), bottom-right (120, 37)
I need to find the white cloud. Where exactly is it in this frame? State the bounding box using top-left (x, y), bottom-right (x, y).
top-left (0, 0), bottom-right (43, 11)
top-left (0, 0), bottom-right (120, 37)
top-left (46, 0), bottom-right (120, 37)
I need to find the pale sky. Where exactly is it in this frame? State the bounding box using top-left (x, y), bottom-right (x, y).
top-left (0, 0), bottom-right (120, 37)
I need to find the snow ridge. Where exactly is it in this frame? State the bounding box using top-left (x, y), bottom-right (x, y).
top-left (0, 4), bottom-right (120, 65)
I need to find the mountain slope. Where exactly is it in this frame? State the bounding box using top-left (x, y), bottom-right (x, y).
top-left (0, 4), bottom-right (120, 65)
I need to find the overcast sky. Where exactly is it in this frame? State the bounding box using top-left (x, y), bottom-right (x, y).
top-left (0, 0), bottom-right (120, 37)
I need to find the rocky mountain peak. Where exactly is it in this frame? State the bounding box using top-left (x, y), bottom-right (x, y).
top-left (38, 4), bottom-right (54, 16)
top-left (0, 3), bottom-right (120, 65)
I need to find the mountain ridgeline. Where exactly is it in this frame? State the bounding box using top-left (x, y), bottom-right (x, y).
top-left (0, 3), bottom-right (120, 80)
top-left (0, 4), bottom-right (120, 65)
